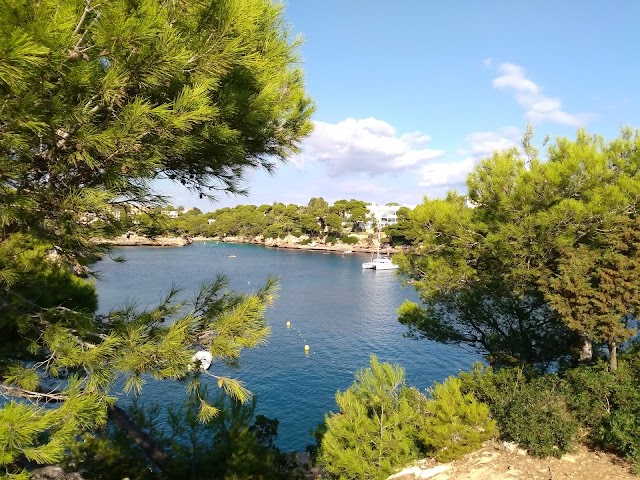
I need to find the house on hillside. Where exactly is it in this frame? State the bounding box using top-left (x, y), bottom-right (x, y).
top-left (366, 203), bottom-right (416, 229)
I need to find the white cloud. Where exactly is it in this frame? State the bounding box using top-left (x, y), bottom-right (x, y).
top-left (493, 63), bottom-right (540, 94)
top-left (418, 127), bottom-right (520, 189)
top-left (418, 157), bottom-right (476, 188)
top-left (493, 63), bottom-right (593, 126)
top-left (464, 127), bottom-right (520, 158)
top-left (297, 117), bottom-right (446, 176)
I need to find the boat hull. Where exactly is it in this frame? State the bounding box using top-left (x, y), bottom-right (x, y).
top-left (362, 257), bottom-right (399, 270)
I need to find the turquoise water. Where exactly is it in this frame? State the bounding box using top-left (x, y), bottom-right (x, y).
top-left (95, 242), bottom-right (479, 451)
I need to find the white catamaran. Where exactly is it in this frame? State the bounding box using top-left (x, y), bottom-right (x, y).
top-left (362, 225), bottom-right (399, 270)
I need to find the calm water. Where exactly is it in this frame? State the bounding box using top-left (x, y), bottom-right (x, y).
top-left (95, 242), bottom-right (479, 451)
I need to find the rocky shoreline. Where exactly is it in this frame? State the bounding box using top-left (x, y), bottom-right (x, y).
top-left (193, 234), bottom-right (402, 255)
top-left (95, 233), bottom-right (402, 254)
top-left (93, 234), bottom-right (192, 247)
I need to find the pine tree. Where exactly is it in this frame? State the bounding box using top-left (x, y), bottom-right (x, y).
top-left (398, 129), bottom-right (640, 370)
top-left (0, 0), bottom-right (313, 475)
top-left (420, 377), bottom-right (497, 462)
top-left (319, 356), bottom-right (422, 480)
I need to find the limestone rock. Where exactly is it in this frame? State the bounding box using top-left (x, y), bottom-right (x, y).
top-left (31, 466), bottom-right (85, 480)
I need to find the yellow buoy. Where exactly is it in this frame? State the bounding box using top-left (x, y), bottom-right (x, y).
top-left (304, 344), bottom-right (310, 352)
top-left (286, 321), bottom-right (291, 328)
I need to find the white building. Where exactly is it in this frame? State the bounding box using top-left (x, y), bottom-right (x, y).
top-left (366, 203), bottom-right (415, 228)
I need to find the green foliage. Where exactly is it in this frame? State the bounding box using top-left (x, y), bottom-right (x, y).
top-left (137, 212), bottom-right (171, 238)
top-left (460, 364), bottom-right (578, 457)
top-left (144, 198), bottom-right (412, 242)
top-left (65, 423), bottom-right (158, 480)
top-left (323, 213), bottom-right (343, 234)
top-left (1, 0), bottom-right (314, 261)
top-left (562, 359), bottom-right (640, 471)
top-left (0, 0), bottom-right (313, 474)
top-left (319, 357), bottom-right (498, 478)
top-left (398, 129), bottom-right (640, 370)
top-left (307, 197), bottom-right (329, 218)
top-left (67, 390), bottom-right (302, 480)
top-left (330, 199), bottom-right (369, 231)
top-left (0, 387), bottom-right (109, 472)
top-left (0, 234), bottom-right (98, 339)
top-left (339, 235), bottom-right (358, 245)
top-left (459, 359), bottom-right (640, 467)
top-left (0, 274), bottom-right (277, 474)
top-left (419, 377), bottom-right (497, 462)
top-left (384, 206), bottom-right (415, 245)
top-left (319, 356), bottom-right (422, 479)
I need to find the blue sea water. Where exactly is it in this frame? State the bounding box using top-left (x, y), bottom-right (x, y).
top-left (95, 242), bottom-right (479, 451)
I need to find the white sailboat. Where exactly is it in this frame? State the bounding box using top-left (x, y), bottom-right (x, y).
top-left (362, 224), bottom-right (399, 270)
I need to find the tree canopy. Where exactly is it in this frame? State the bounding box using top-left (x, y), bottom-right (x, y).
top-left (397, 129), bottom-right (640, 370)
top-left (1, 0), bottom-right (313, 262)
top-left (0, 0), bottom-right (313, 475)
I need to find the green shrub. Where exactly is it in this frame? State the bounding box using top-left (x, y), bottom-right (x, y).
top-left (325, 235), bottom-right (336, 245)
top-left (562, 359), bottom-right (640, 471)
top-left (500, 379), bottom-right (577, 457)
top-left (420, 377), bottom-right (498, 462)
top-left (319, 356), bottom-right (422, 479)
top-left (319, 358), bottom-right (500, 478)
top-left (460, 364), bottom-right (578, 457)
top-left (300, 238), bottom-right (312, 245)
top-left (561, 362), bottom-right (620, 431)
top-left (66, 392), bottom-right (303, 480)
top-left (340, 235), bottom-right (359, 245)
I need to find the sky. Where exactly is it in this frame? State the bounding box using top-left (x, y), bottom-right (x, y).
top-left (162, 0), bottom-right (640, 212)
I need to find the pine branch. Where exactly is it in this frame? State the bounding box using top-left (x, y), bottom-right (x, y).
top-left (106, 405), bottom-right (169, 469)
top-left (0, 384), bottom-right (170, 472)
top-left (0, 384), bottom-right (66, 403)
top-left (73, 1), bottom-right (92, 35)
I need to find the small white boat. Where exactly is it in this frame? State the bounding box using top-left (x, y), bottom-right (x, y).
top-left (228, 254), bottom-right (236, 258)
top-left (362, 225), bottom-right (399, 270)
top-left (343, 250), bottom-right (353, 254)
top-left (362, 256), bottom-right (399, 270)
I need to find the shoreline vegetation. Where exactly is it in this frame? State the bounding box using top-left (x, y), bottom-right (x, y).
top-left (91, 196), bottom-right (412, 254)
top-left (95, 233), bottom-right (403, 254)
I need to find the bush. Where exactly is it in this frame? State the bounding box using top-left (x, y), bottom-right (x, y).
top-left (319, 357), bottom-right (499, 478)
top-left (66, 392), bottom-right (303, 480)
top-left (500, 378), bottom-right (577, 457)
top-left (325, 235), bottom-right (336, 245)
top-left (319, 356), bottom-right (422, 479)
top-left (460, 364), bottom-right (578, 457)
top-left (340, 235), bottom-right (359, 245)
top-left (562, 359), bottom-right (640, 471)
top-left (419, 377), bottom-right (497, 462)
top-left (300, 238), bottom-right (312, 245)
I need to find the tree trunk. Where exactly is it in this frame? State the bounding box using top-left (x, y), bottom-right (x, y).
top-left (578, 336), bottom-right (593, 363)
top-left (107, 405), bottom-right (169, 469)
top-left (608, 341), bottom-right (618, 371)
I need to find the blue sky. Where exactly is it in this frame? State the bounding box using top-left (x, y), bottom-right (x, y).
top-left (163, 0), bottom-right (640, 211)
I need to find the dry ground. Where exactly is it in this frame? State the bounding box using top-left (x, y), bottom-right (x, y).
top-left (301, 441), bottom-right (637, 479)
top-left (399, 441), bottom-right (637, 480)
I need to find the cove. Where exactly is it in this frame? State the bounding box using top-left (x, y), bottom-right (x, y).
top-left (95, 241), bottom-right (479, 451)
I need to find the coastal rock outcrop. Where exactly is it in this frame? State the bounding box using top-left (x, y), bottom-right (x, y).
top-left (93, 234), bottom-right (192, 247)
top-left (214, 233), bottom-right (400, 254)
